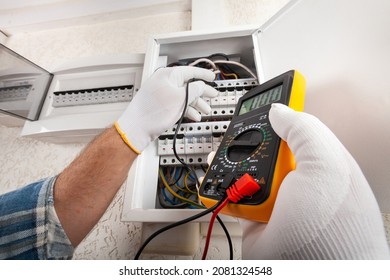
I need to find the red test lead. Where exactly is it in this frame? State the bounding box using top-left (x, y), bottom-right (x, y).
top-left (202, 173), bottom-right (261, 260)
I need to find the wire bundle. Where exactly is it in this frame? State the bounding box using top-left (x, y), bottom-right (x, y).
top-left (134, 197), bottom-right (231, 260)
top-left (158, 167), bottom-right (201, 209)
top-left (168, 53), bottom-right (257, 80)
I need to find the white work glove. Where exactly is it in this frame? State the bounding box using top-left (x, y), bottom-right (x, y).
top-left (115, 66), bottom-right (218, 154)
top-left (240, 103), bottom-right (390, 259)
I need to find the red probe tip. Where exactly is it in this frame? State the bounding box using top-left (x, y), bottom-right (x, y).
top-left (226, 173), bottom-right (261, 203)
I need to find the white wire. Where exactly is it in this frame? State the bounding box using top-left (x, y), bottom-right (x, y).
top-left (189, 58), bottom-right (218, 70)
top-left (189, 57), bottom-right (257, 79)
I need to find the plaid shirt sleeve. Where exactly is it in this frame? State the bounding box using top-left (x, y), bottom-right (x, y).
top-left (0, 176), bottom-right (74, 259)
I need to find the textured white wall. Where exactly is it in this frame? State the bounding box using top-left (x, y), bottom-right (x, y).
top-left (192, 0), bottom-right (290, 30)
top-left (4, 12), bottom-right (191, 71)
top-left (0, 1), bottom-right (388, 259)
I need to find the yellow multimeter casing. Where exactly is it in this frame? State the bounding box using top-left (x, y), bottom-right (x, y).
top-left (198, 70), bottom-right (306, 222)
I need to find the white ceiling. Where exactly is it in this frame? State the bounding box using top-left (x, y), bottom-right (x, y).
top-left (0, 0), bottom-right (191, 36)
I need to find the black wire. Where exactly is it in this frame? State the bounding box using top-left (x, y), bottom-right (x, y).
top-left (172, 79), bottom-right (217, 187)
top-left (168, 167), bottom-right (184, 186)
top-left (134, 198), bottom-right (225, 260)
top-left (206, 53), bottom-right (241, 79)
top-left (172, 79), bottom-right (198, 182)
top-left (171, 78), bottom-right (233, 259)
top-left (207, 53), bottom-right (230, 61)
top-left (218, 63), bottom-right (240, 79)
top-left (167, 62), bottom-right (185, 67)
top-left (216, 215), bottom-right (233, 260)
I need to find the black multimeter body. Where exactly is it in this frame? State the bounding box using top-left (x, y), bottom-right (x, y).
top-left (198, 70), bottom-right (306, 222)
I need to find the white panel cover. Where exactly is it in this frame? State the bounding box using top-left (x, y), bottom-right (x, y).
top-left (258, 0), bottom-right (390, 211)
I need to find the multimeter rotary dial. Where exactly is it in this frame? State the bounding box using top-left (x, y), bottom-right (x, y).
top-left (227, 129), bottom-right (263, 162)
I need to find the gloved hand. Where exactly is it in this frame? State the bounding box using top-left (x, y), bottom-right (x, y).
top-left (240, 103), bottom-right (390, 259)
top-left (115, 66), bottom-right (218, 154)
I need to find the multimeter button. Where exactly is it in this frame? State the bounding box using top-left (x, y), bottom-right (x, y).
top-left (227, 129), bottom-right (263, 162)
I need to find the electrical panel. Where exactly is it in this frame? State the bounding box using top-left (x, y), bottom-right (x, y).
top-left (122, 27), bottom-right (264, 222)
top-left (20, 54), bottom-right (144, 143)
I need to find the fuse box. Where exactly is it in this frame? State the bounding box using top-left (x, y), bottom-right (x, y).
top-left (20, 54), bottom-right (144, 143)
top-left (122, 27), bottom-right (264, 222)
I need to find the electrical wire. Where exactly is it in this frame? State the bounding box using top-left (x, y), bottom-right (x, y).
top-left (157, 182), bottom-right (188, 209)
top-left (214, 60), bottom-right (257, 79)
top-left (134, 198), bottom-right (225, 260)
top-left (189, 58), bottom-right (218, 70)
top-left (187, 55), bottom-right (256, 79)
top-left (220, 71), bottom-right (238, 80)
top-left (168, 167), bottom-right (184, 186)
top-left (156, 56), bottom-right (258, 259)
top-left (184, 172), bottom-right (198, 195)
top-left (175, 78), bottom-right (233, 260)
top-left (202, 197), bottom-right (230, 260)
top-left (160, 169), bottom-right (233, 259)
top-left (172, 78), bottom-right (201, 188)
top-left (159, 167), bottom-right (198, 208)
top-left (216, 215), bottom-right (233, 260)
top-left (207, 53), bottom-right (230, 61)
top-left (171, 180), bottom-right (188, 194)
top-left (202, 173), bottom-right (262, 259)
top-left (159, 168), bottom-right (203, 208)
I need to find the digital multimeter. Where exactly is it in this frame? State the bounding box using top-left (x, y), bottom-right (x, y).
top-left (198, 70), bottom-right (306, 222)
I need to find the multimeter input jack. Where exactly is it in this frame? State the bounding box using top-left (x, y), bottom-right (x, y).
top-left (202, 182), bottom-right (225, 194)
top-left (216, 183), bottom-right (226, 195)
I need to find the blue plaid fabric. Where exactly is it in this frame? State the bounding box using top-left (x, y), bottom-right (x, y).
top-left (0, 176), bottom-right (74, 259)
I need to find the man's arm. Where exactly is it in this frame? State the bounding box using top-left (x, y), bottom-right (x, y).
top-left (53, 126), bottom-right (137, 247)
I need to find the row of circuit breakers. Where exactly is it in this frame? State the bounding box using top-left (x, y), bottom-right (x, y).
top-left (52, 85), bottom-right (134, 107)
top-left (1, 75), bottom-right (258, 168)
top-left (0, 85), bottom-right (32, 102)
top-left (0, 84), bottom-right (134, 106)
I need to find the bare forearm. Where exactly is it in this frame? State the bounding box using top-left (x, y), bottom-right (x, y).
top-left (54, 126), bottom-right (137, 247)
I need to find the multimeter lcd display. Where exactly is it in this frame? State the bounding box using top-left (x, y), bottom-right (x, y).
top-left (238, 84), bottom-right (283, 115)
